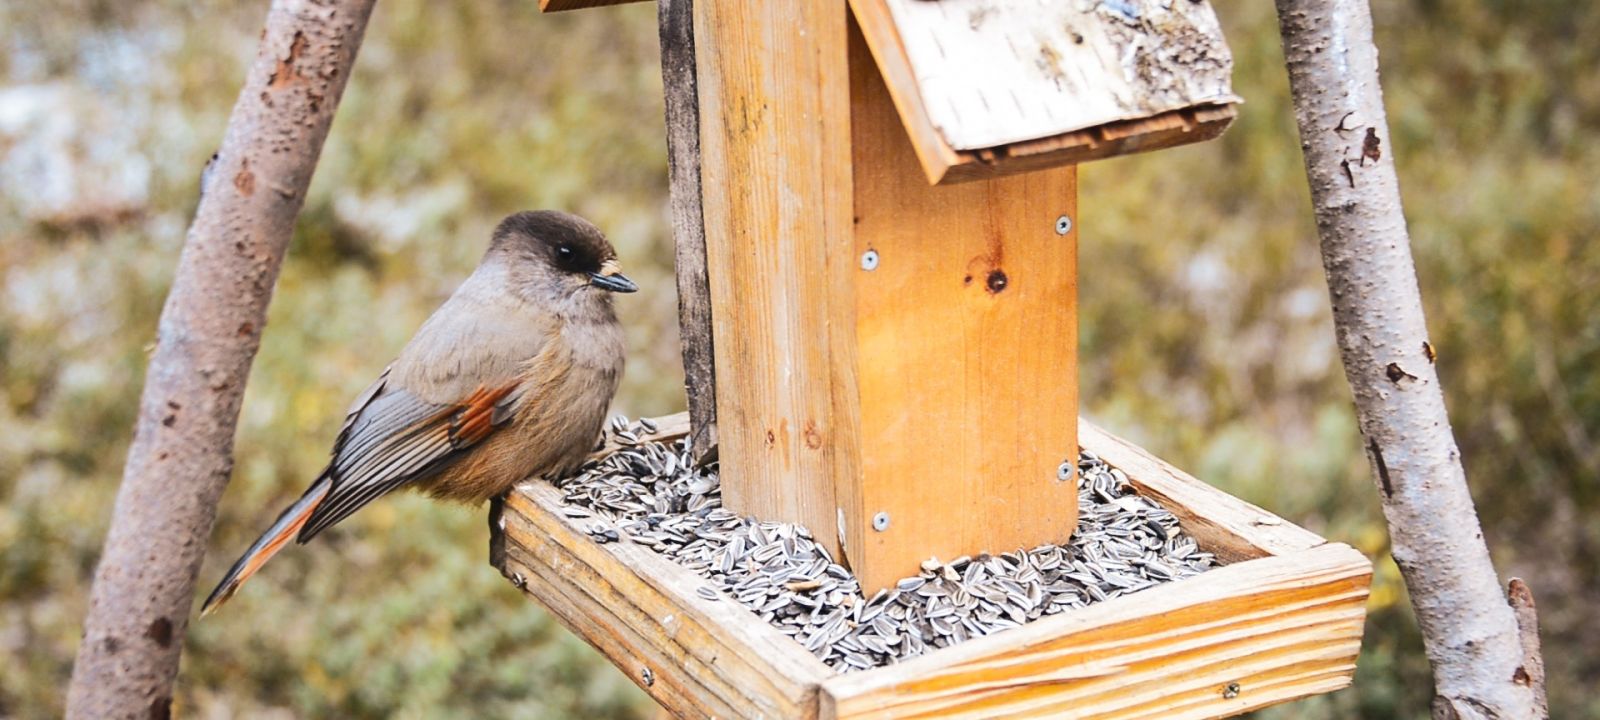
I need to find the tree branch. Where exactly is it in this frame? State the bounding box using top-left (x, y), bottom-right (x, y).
top-left (1273, 1), bottom-right (1544, 717)
top-left (66, 1), bottom-right (376, 716)
top-left (1506, 578), bottom-right (1549, 716)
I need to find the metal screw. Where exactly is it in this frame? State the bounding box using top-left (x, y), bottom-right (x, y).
top-left (510, 572), bottom-right (526, 589)
top-left (860, 249), bottom-right (880, 271)
top-left (1057, 461), bottom-right (1075, 482)
top-left (641, 667), bottom-right (655, 687)
top-left (1223, 682), bottom-right (1241, 699)
top-left (1055, 215), bottom-right (1073, 236)
top-left (872, 512), bottom-right (890, 532)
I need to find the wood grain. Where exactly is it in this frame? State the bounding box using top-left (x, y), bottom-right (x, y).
top-left (658, 0), bottom-right (718, 463)
top-left (819, 543), bottom-right (1370, 719)
top-left (496, 414), bottom-right (1372, 720)
top-left (693, 0), bottom-right (862, 563)
top-left (1079, 419), bottom-right (1326, 563)
top-left (938, 106), bottom-right (1236, 185)
top-left (844, 20), bottom-right (1079, 593)
top-left (499, 482), bottom-right (832, 719)
top-left (846, 0), bottom-right (966, 184)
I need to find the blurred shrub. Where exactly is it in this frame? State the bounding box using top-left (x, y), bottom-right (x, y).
top-left (0, 0), bottom-right (1594, 718)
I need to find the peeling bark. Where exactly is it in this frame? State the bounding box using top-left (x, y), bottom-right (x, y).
top-left (1274, 1), bottom-right (1545, 717)
top-left (65, 1), bottom-right (376, 717)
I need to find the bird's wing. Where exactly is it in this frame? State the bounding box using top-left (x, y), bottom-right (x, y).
top-left (201, 361), bottom-right (532, 615)
top-left (296, 378), bottom-right (526, 541)
top-left (296, 282), bottom-right (554, 540)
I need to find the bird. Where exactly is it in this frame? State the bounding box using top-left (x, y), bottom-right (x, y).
top-left (200, 210), bottom-right (636, 616)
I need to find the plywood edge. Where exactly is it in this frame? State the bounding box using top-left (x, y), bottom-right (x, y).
top-left (848, 0), bottom-right (963, 185)
top-left (819, 543), bottom-right (1372, 719)
top-left (1079, 418), bottom-right (1327, 562)
top-left (938, 105), bottom-right (1238, 185)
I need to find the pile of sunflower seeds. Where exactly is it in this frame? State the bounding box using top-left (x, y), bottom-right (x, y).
top-left (553, 417), bottom-right (1217, 673)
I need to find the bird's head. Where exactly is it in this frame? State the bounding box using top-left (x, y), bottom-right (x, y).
top-left (488, 211), bottom-right (638, 306)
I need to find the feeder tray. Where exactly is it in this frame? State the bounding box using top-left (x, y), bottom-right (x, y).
top-left (490, 414), bottom-right (1371, 719)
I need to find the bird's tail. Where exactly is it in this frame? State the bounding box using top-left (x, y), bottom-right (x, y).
top-left (200, 475), bottom-right (333, 617)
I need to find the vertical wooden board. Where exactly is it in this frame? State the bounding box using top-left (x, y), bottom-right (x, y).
top-left (843, 21), bottom-right (1079, 592)
top-left (658, 0), bottom-right (719, 462)
top-left (693, 0), bottom-right (861, 558)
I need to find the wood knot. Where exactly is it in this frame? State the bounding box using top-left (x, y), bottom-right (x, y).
top-left (985, 270), bottom-right (1009, 294)
top-left (803, 421), bottom-right (822, 450)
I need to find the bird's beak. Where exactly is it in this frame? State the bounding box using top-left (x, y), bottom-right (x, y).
top-left (589, 260), bottom-right (638, 293)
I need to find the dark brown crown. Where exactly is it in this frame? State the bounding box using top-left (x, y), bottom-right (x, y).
top-left (491, 210), bottom-right (614, 275)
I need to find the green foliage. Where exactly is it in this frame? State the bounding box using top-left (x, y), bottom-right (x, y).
top-left (0, 0), bottom-right (1594, 718)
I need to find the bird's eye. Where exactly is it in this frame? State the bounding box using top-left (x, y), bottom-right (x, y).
top-left (557, 245), bottom-right (573, 258)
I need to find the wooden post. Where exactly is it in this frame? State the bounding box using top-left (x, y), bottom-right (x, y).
top-left (658, 0), bottom-right (718, 463)
top-left (694, 0), bottom-right (1079, 592)
top-left (693, 0), bottom-right (862, 564)
top-left (844, 23), bottom-right (1079, 590)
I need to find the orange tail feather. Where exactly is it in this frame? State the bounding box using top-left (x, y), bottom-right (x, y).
top-left (200, 476), bottom-right (331, 617)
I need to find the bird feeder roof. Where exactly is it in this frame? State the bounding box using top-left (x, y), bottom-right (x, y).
top-left (851, 0), bottom-right (1242, 182)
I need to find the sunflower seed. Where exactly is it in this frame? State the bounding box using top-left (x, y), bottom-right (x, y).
top-left (549, 418), bottom-right (1218, 673)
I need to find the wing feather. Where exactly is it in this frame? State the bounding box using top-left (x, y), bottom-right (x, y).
top-left (297, 380), bottom-right (521, 541)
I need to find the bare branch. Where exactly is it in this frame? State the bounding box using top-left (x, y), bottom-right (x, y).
top-left (1506, 578), bottom-right (1549, 716)
top-left (66, 1), bottom-right (376, 716)
top-left (1273, 1), bottom-right (1545, 717)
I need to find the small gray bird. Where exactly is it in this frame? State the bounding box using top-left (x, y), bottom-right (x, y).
top-left (201, 211), bottom-right (635, 615)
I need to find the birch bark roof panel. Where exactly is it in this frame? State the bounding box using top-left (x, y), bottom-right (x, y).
top-left (884, 0), bottom-right (1241, 151)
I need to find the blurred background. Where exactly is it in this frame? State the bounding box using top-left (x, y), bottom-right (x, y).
top-left (1, 0), bottom-right (1595, 717)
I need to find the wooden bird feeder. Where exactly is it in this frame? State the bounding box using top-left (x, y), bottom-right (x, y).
top-left (492, 1), bottom-right (1373, 717)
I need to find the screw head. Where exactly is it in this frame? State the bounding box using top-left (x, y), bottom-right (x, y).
top-left (872, 511), bottom-right (890, 532)
top-left (861, 249), bottom-right (880, 271)
top-left (1055, 215), bottom-right (1073, 235)
top-left (641, 667), bottom-right (655, 687)
top-left (1223, 682), bottom-right (1241, 699)
top-left (1057, 461), bottom-right (1075, 482)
